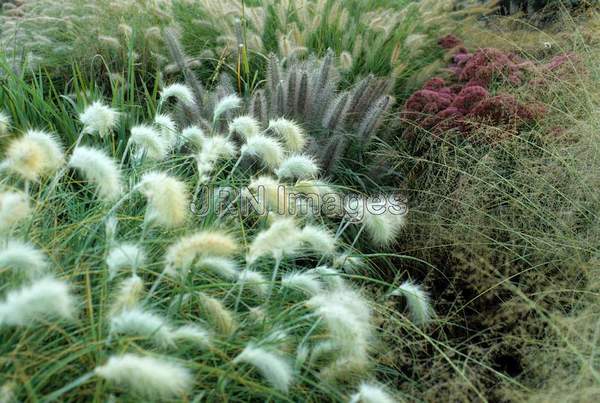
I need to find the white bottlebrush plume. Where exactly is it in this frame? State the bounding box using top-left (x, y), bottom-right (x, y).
top-left (68, 146), bottom-right (122, 201)
top-left (171, 324), bottom-right (211, 347)
top-left (299, 225), bottom-right (336, 256)
top-left (229, 115), bottom-right (260, 139)
top-left (348, 195), bottom-right (407, 246)
top-left (241, 134), bottom-right (285, 170)
top-left (164, 231), bottom-right (238, 276)
top-left (24, 129), bottom-right (65, 175)
top-left (95, 354), bottom-right (193, 399)
top-left (109, 307), bottom-right (175, 348)
top-left (137, 172), bottom-right (189, 228)
top-left (0, 277), bottom-right (76, 326)
top-left (0, 191), bottom-right (30, 232)
top-left (268, 118), bottom-right (306, 152)
top-left (391, 281), bottom-right (434, 326)
top-left (213, 94), bottom-right (241, 121)
top-left (246, 217), bottom-right (301, 264)
top-left (79, 101), bottom-right (119, 137)
top-left (159, 83), bottom-right (195, 107)
top-left (196, 135), bottom-right (237, 183)
top-left (0, 240), bottom-right (48, 277)
top-left (181, 126), bottom-right (205, 149)
top-left (308, 266), bottom-right (346, 290)
top-left (233, 345), bottom-right (293, 392)
top-left (197, 293), bottom-right (236, 336)
top-left (110, 274), bottom-right (144, 314)
top-left (197, 256), bottom-right (239, 280)
top-left (154, 114), bottom-right (178, 148)
top-left (349, 383), bottom-right (396, 403)
top-left (294, 179), bottom-right (334, 197)
top-left (2, 135), bottom-right (45, 181)
top-left (129, 125), bottom-right (168, 161)
top-left (237, 270), bottom-right (268, 297)
top-left (106, 243), bottom-right (146, 280)
top-left (0, 111), bottom-right (10, 135)
top-left (281, 271), bottom-right (323, 296)
top-left (275, 154), bottom-right (319, 179)
top-left (245, 176), bottom-right (288, 214)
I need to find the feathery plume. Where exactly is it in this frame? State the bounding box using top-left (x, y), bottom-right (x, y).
top-left (213, 94), bottom-right (241, 122)
top-left (197, 293), bottom-right (236, 336)
top-left (250, 89), bottom-right (268, 125)
top-left (181, 126), bottom-right (205, 149)
top-left (358, 95), bottom-right (393, 147)
top-left (110, 274), bottom-right (144, 314)
top-left (281, 271), bottom-right (323, 296)
top-left (95, 354), bottom-right (193, 399)
top-left (196, 135), bottom-right (236, 182)
top-left (0, 240), bottom-right (48, 277)
top-left (24, 129), bottom-right (64, 175)
top-left (159, 83), bottom-right (196, 107)
top-left (308, 266), bottom-right (346, 290)
top-left (165, 231), bottom-right (238, 276)
top-left (347, 195), bottom-right (406, 246)
top-left (233, 345), bottom-right (293, 392)
top-left (79, 101), bottom-right (119, 137)
top-left (171, 324), bottom-right (211, 347)
top-left (110, 308), bottom-right (175, 348)
top-left (322, 92), bottom-right (349, 132)
top-left (241, 134), bottom-right (285, 170)
top-left (0, 191), bottom-right (30, 232)
top-left (229, 116), bottom-right (260, 140)
top-left (68, 147), bottom-right (122, 201)
top-left (245, 176), bottom-right (286, 213)
top-left (275, 154), bottom-right (319, 180)
top-left (0, 277), bottom-right (76, 326)
top-left (246, 217), bottom-right (301, 264)
top-left (349, 383), bottom-right (396, 403)
top-left (391, 281), bottom-right (433, 326)
top-left (129, 125), bottom-right (168, 161)
top-left (0, 111), bottom-right (10, 135)
top-left (106, 243), bottom-right (146, 280)
top-left (154, 114), bottom-right (178, 149)
top-left (299, 225), bottom-right (336, 256)
top-left (197, 256), bottom-right (239, 280)
top-left (2, 135), bottom-right (45, 181)
top-left (237, 270), bottom-right (268, 297)
top-left (268, 119), bottom-right (306, 152)
top-left (137, 172), bottom-right (189, 228)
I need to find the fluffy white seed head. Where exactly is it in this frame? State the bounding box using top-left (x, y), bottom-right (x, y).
top-left (299, 225), bottom-right (336, 256)
top-left (241, 134), bottom-right (285, 170)
top-left (130, 125), bottom-right (168, 161)
top-left (308, 266), bottom-right (346, 290)
top-left (268, 118), bottom-right (306, 152)
top-left (137, 172), bottom-right (189, 228)
top-left (109, 308), bottom-right (175, 348)
top-left (196, 135), bottom-right (237, 183)
top-left (0, 191), bottom-right (30, 232)
top-left (0, 277), bottom-right (76, 326)
top-left (229, 115), bottom-right (260, 139)
top-left (79, 101), bottom-right (119, 137)
top-left (165, 231), bottom-right (238, 276)
top-left (391, 281), bottom-right (434, 326)
top-left (23, 129), bottom-right (64, 175)
top-left (237, 270), bottom-right (268, 297)
top-left (154, 114), bottom-right (178, 148)
top-left (110, 274), bottom-right (144, 314)
top-left (181, 126), bottom-right (206, 149)
top-left (197, 256), bottom-right (239, 280)
top-left (0, 240), bottom-right (48, 277)
top-left (281, 271), bottom-right (323, 296)
top-left (233, 345), bottom-right (293, 392)
top-left (160, 83), bottom-right (196, 107)
top-left (349, 383), bottom-right (396, 403)
top-left (246, 217), bottom-right (302, 264)
top-left (0, 111), bottom-right (10, 135)
top-left (197, 293), bottom-right (237, 336)
top-left (347, 195), bottom-right (407, 246)
top-left (171, 324), bottom-right (211, 347)
top-left (106, 243), bottom-right (146, 280)
top-left (95, 354), bottom-right (193, 399)
top-left (213, 94), bottom-right (241, 121)
top-left (2, 136), bottom-right (46, 181)
top-left (68, 146), bottom-right (122, 201)
top-left (275, 154), bottom-right (319, 179)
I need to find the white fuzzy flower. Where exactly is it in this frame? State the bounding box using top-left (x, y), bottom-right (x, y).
top-left (181, 126), bottom-right (205, 149)
top-left (2, 135), bottom-right (46, 181)
top-left (391, 281), bottom-right (433, 326)
top-left (229, 116), bottom-right (260, 139)
top-left (137, 172), bottom-right (189, 228)
top-left (197, 256), bottom-right (239, 280)
top-left (246, 217), bottom-right (302, 264)
top-left (68, 147), bottom-right (122, 201)
top-left (275, 154), bottom-right (319, 179)
top-left (307, 266), bottom-right (346, 290)
top-left (106, 243), bottom-right (146, 280)
top-left (245, 176), bottom-right (287, 213)
top-left (0, 240), bottom-right (48, 277)
top-left (237, 270), bottom-right (268, 297)
top-left (0, 111), bottom-right (11, 135)
top-left (110, 274), bottom-right (144, 314)
top-left (268, 118), bottom-right (306, 152)
top-left (23, 129), bottom-right (64, 175)
top-left (79, 101), bottom-right (119, 137)
top-left (0, 191), bottom-right (30, 232)
top-left (299, 225), bottom-right (336, 256)
top-left (196, 135), bottom-right (237, 182)
top-left (130, 125), bottom-right (168, 161)
top-left (347, 195), bottom-right (407, 246)
top-left (0, 277), bottom-right (76, 326)
top-left (154, 114), bottom-right (178, 148)
top-left (171, 324), bottom-right (211, 347)
top-left (281, 271), bottom-right (323, 296)
top-left (233, 345), bottom-right (293, 392)
top-left (241, 134), bottom-right (284, 170)
top-left (109, 308), bottom-right (175, 348)
top-left (349, 383), bottom-right (396, 403)
top-left (213, 94), bottom-right (241, 121)
top-left (159, 83), bottom-right (195, 107)
top-left (95, 354), bottom-right (193, 399)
